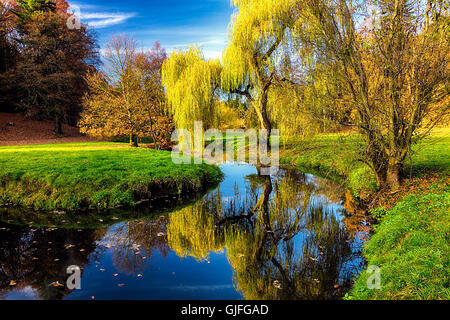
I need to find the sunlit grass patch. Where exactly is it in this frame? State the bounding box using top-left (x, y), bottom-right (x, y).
top-left (0, 142), bottom-right (222, 211)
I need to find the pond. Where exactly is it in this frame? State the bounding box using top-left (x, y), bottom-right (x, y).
top-left (0, 163), bottom-right (368, 300)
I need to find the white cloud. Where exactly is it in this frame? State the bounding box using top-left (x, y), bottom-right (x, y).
top-left (79, 12), bottom-right (137, 28)
top-left (68, 2), bottom-right (136, 29)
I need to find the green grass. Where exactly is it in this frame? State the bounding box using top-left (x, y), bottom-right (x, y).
top-left (280, 132), bottom-right (450, 199)
top-left (0, 142), bottom-right (222, 211)
top-left (280, 133), bottom-right (378, 199)
top-left (346, 191), bottom-right (450, 300)
top-left (280, 130), bottom-right (450, 300)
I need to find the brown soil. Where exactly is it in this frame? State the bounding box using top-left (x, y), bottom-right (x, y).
top-left (0, 113), bottom-right (101, 146)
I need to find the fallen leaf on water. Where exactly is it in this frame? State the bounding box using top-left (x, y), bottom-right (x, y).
top-left (273, 280), bottom-right (282, 290)
top-left (91, 296), bottom-right (95, 300)
top-left (113, 273), bottom-right (118, 277)
top-left (100, 268), bottom-right (105, 272)
top-left (79, 249), bottom-right (86, 252)
top-left (334, 284), bottom-right (339, 289)
top-left (32, 257), bottom-right (38, 260)
top-left (49, 281), bottom-right (64, 287)
top-left (137, 274), bottom-right (142, 277)
top-left (117, 283), bottom-right (125, 287)
top-left (54, 259), bottom-right (59, 262)
top-left (98, 219), bottom-right (103, 222)
top-left (9, 280), bottom-right (16, 286)
top-left (111, 217), bottom-right (119, 220)
top-left (157, 232), bottom-right (165, 237)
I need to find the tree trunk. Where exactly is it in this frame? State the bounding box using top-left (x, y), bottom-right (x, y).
top-left (386, 162), bottom-right (401, 190)
top-left (260, 90), bottom-right (272, 150)
top-left (54, 116), bottom-right (62, 135)
top-left (129, 133), bottom-right (138, 147)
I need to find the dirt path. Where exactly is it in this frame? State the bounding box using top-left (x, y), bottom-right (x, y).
top-left (0, 113), bottom-right (102, 146)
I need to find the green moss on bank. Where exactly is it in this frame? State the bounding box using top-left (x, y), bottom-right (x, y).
top-left (0, 142), bottom-right (222, 211)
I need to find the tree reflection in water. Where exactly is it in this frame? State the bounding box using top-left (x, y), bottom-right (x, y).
top-left (0, 224), bottom-right (106, 300)
top-left (0, 164), bottom-right (366, 300)
top-left (167, 167), bottom-right (365, 300)
top-left (107, 216), bottom-right (170, 275)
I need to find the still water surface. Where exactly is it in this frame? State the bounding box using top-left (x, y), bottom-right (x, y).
top-left (0, 163), bottom-right (367, 300)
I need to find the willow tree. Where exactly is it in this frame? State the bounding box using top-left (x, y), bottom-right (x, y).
top-left (221, 0), bottom-right (301, 141)
top-left (296, 0), bottom-right (449, 189)
top-left (162, 46), bottom-right (222, 134)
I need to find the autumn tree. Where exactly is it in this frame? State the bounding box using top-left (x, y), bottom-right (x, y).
top-left (80, 37), bottom-right (173, 148)
top-left (10, 0), bottom-right (56, 28)
top-left (8, 0), bottom-right (98, 133)
top-left (134, 42), bottom-right (173, 149)
top-left (81, 35), bottom-right (143, 146)
top-left (0, 1), bottom-right (17, 112)
top-left (13, 10), bottom-right (97, 134)
top-left (296, 0), bottom-right (449, 189)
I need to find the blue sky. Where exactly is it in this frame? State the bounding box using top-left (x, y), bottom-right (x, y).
top-left (69, 0), bottom-right (235, 59)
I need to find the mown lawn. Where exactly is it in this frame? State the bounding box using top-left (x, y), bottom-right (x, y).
top-left (280, 130), bottom-right (450, 300)
top-left (0, 142), bottom-right (222, 211)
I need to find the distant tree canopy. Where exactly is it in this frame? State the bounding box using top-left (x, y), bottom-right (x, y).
top-left (0, 0), bottom-right (98, 134)
top-left (10, 0), bottom-right (56, 28)
top-left (79, 36), bottom-right (173, 148)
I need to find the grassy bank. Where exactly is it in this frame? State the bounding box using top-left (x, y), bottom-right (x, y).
top-left (280, 130), bottom-right (450, 300)
top-left (0, 142), bottom-right (222, 211)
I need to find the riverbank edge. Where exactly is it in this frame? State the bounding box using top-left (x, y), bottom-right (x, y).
top-left (0, 168), bottom-right (223, 212)
top-left (279, 133), bottom-right (449, 300)
top-left (0, 144), bottom-right (224, 212)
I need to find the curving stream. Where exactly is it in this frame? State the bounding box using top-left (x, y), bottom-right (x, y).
top-left (0, 163), bottom-right (368, 300)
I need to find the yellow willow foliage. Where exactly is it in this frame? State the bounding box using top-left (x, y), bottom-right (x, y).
top-left (161, 46), bottom-right (222, 133)
top-left (167, 201), bottom-right (225, 261)
top-left (221, 0), bottom-right (301, 91)
top-left (267, 85), bottom-right (314, 139)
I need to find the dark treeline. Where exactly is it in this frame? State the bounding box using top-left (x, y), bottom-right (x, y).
top-left (0, 0), bottom-right (99, 134)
